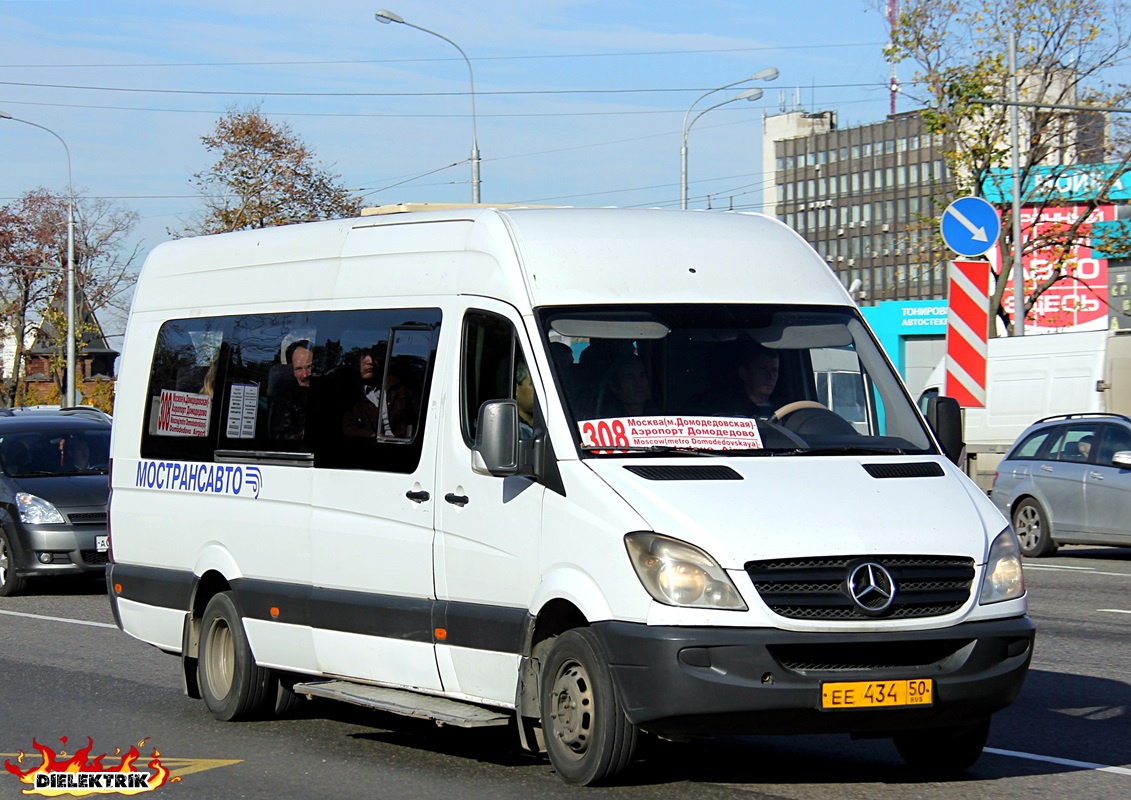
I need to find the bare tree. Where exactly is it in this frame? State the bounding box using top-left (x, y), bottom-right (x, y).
top-left (181, 106), bottom-right (362, 236)
top-left (0, 188), bottom-right (140, 405)
top-left (886, 0), bottom-right (1131, 334)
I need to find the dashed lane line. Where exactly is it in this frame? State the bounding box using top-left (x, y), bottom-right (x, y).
top-left (0, 609), bottom-right (117, 628)
top-left (987, 747), bottom-right (1131, 777)
top-left (1024, 565), bottom-right (1131, 578)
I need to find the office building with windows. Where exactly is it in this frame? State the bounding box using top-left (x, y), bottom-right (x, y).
top-left (763, 109), bottom-right (955, 303)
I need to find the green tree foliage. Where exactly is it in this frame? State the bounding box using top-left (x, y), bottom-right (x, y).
top-left (0, 189), bottom-right (139, 406)
top-left (886, 0), bottom-right (1131, 334)
top-left (183, 107), bottom-right (363, 235)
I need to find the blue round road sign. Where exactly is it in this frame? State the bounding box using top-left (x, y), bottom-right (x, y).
top-left (941, 196), bottom-right (1000, 257)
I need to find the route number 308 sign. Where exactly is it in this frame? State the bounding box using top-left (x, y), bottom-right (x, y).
top-left (578, 415), bottom-right (764, 453)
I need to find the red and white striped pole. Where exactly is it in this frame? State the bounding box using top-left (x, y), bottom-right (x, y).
top-left (944, 259), bottom-right (990, 408)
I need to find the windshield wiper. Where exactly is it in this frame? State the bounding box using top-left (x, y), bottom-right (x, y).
top-left (792, 445), bottom-right (907, 456)
top-left (580, 445), bottom-right (720, 457)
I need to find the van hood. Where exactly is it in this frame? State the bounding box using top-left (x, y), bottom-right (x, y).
top-left (15, 474), bottom-right (110, 510)
top-left (585, 456), bottom-right (997, 568)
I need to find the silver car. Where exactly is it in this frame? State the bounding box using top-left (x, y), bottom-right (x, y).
top-left (991, 413), bottom-right (1131, 557)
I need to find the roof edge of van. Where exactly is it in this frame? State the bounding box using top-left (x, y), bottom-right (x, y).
top-left (361, 202), bottom-right (561, 216)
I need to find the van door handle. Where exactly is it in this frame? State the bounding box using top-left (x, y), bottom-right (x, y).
top-left (444, 492), bottom-right (469, 507)
top-left (1090, 472), bottom-right (1104, 480)
top-left (1040, 465), bottom-right (1054, 473)
top-left (405, 490), bottom-right (430, 503)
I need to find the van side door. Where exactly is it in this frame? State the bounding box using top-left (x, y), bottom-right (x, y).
top-left (306, 309), bottom-right (444, 691)
top-left (433, 305), bottom-right (546, 704)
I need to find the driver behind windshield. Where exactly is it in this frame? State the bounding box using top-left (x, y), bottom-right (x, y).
top-left (714, 340), bottom-right (780, 418)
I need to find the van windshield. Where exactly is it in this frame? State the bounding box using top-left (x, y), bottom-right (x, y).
top-left (538, 304), bottom-right (935, 457)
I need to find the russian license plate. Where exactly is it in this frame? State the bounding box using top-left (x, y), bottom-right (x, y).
top-left (96, 536), bottom-right (109, 553)
top-left (821, 679), bottom-right (933, 710)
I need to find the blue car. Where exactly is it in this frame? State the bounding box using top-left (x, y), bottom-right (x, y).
top-left (991, 412), bottom-right (1131, 557)
top-left (0, 407), bottom-right (111, 595)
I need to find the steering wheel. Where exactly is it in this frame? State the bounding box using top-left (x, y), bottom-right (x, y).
top-left (771, 400), bottom-right (828, 423)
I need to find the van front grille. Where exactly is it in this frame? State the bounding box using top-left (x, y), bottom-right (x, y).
top-left (745, 555), bottom-right (975, 620)
top-left (769, 639), bottom-right (973, 672)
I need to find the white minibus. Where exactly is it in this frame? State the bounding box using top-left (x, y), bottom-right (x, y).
top-left (108, 206), bottom-right (1033, 785)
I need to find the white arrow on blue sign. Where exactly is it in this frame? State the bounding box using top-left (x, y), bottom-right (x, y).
top-left (940, 196), bottom-right (1001, 257)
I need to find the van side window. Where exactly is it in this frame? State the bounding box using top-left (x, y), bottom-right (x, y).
top-left (141, 319), bottom-right (230, 463)
top-left (460, 311), bottom-right (534, 445)
top-left (142, 309), bottom-right (440, 473)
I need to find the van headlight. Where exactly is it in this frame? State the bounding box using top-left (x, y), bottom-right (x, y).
top-left (625, 533), bottom-right (747, 610)
top-left (979, 527), bottom-right (1025, 604)
top-left (16, 492), bottom-right (65, 525)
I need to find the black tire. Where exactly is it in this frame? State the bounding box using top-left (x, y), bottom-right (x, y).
top-left (197, 592), bottom-right (272, 721)
top-left (1012, 497), bottom-right (1058, 557)
top-left (893, 718), bottom-right (991, 774)
top-left (0, 530), bottom-right (27, 597)
top-left (540, 628), bottom-right (638, 786)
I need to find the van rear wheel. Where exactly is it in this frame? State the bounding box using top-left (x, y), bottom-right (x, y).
top-left (1013, 498), bottom-right (1057, 557)
top-left (198, 592), bottom-right (271, 721)
top-left (540, 628), bottom-right (638, 786)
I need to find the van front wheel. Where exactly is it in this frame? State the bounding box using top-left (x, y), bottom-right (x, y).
top-left (198, 592), bottom-right (271, 721)
top-left (893, 718), bottom-right (990, 774)
top-left (540, 628), bottom-right (638, 786)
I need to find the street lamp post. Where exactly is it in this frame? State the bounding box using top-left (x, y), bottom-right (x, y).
top-left (0, 110), bottom-right (77, 407)
top-left (375, 9), bottom-right (481, 203)
top-left (681, 68), bottom-right (778, 210)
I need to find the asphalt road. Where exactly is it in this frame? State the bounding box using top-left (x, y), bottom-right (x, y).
top-left (1, 547), bottom-right (1129, 799)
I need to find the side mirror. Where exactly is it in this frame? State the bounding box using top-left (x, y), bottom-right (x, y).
top-left (925, 395), bottom-right (964, 465)
top-left (472, 400), bottom-right (520, 476)
top-left (1112, 450), bottom-right (1131, 469)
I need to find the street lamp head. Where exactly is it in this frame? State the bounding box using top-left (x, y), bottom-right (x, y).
top-left (751, 67), bottom-right (780, 83)
top-left (374, 9), bottom-right (404, 24)
top-left (736, 88), bottom-right (763, 102)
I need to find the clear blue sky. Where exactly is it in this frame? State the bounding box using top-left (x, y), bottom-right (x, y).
top-left (1, 0), bottom-right (902, 333)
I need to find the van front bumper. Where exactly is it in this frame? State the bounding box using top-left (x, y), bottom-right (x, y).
top-left (591, 615), bottom-right (1034, 737)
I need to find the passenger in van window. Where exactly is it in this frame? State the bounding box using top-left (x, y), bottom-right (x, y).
top-left (515, 359), bottom-right (537, 439)
top-left (269, 340), bottom-right (313, 441)
top-left (343, 343), bottom-right (395, 438)
top-left (600, 354), bottom-right (658, 417)
top-left (1078, 435), bottom-right (1095, 461)
top-left (382, 367), bottom-right (419, 439)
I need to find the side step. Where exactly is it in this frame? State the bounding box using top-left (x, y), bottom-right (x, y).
top-left (293, 680), bottom-right (511, 728)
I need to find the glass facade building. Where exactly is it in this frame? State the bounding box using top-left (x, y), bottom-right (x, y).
top-left (767, 110), bottom-right (955, 303)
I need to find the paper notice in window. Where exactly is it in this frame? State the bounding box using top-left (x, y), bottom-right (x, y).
top-left (156, 389), bottom-right (212, 437)
top-left (226, 383), bottom-right (259, 439)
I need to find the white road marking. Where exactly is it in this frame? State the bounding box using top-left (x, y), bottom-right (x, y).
top-left (0, 609), bottom-right (117, 629)
top-left (1024, 564), bottom-right (1095, 571)
top-left (987, 747), bottom-right (1131, 777)
top-left (1024, 565), bottom-right (1131, 578)
top-left (1098, 609), bottom-right (1131, 614)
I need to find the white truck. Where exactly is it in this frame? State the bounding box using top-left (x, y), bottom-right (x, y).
top-left (919, 328), bottom-right (1131, 489)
